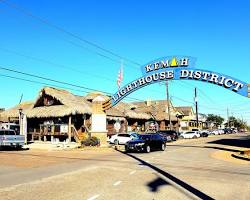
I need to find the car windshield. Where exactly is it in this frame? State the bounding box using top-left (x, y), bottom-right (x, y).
top-left (185, 132), bottom-right (195, 134)
top-left (10, 125), bottom-right (20, 134)
top-left (138, 134), bottom-right (151, 140)
top-left (130, 133), bottom-right (139, 139)
top-left (0, 130), bottom-right (16, 135)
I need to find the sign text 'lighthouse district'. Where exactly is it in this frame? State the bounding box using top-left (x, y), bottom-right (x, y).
top-left (111, 56), bottom-right (249, 106)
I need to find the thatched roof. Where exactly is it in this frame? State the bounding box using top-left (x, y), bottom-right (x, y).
top-left (132, 100), bottom-right (179, 121)
top-left (1, 87), bottom-right (92, 119)
top-left (1, 87), bottom-right (187, 122)
top-left (85, 92), bottom-right (110, 101)
top-left (175, 106), bottom-right (194, 116)
top-left (29, 87), bottom-right (92, 118)
top-left (0, 101), bottom-right (33, 121)
top-left (110, 102), bottom-right (151, 120)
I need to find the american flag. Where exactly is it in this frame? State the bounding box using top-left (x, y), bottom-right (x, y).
top-left (117, 63), bottom-right (123, 89)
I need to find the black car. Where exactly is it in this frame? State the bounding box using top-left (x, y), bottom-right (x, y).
top-left (224, 128), bottom-right (233, 134)
top-left (125, 133), bottom-right (166, 153)
top-left (157, 130), bottom-right (178, 141)
top-left (199, 130), bottom-right (209, 137)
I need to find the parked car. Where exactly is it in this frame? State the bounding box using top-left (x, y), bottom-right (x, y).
top-left (179, 131), bottom-right (200, 139)
top-left (210, 129), bottom-right (220, 135)
top-left (218, 129), bottom-right (225, 134)
top-left (224, 128), bottom-right (233, 134)
top-left (108, 132), bottom-right (138, 145)
top-left (125, 133), bottom-right (166, 153)
top-left (0, 129), bottom-right (25, 148)
top-left (0, 123), bottom-right (20, 134)
top-left (157, 130), bottom-right (178, 142)
top-left (232, 128), bottom-right (237, 133)
top-left (199, 130), bottom-right (209, 137)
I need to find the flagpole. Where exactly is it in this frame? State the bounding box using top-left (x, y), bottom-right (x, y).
top-left (117, 60), bottom-right (123, 90)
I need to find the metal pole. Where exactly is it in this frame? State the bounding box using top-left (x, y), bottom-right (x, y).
top-left (227, 107), bottom-right (229, 127)
top-left (166, 81), bottom-right (172, 130)
top-left (195, 88), bottom-right (199, 128)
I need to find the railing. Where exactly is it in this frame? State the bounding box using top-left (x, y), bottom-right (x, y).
top-left (71, 125), bottom-right (90, 143)
top-left (71, 125), bottom-right (80, 143)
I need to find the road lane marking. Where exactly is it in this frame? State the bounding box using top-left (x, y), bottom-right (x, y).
top-left (87, 194), bottom-right (100, 200)
top-left (129, 170), bottom-right (136, 175)
top-left (113, 181), bottom-right (122, 186)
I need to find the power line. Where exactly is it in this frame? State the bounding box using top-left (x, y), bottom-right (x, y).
top-left (177, 80), bottom-right (217, 105)
top-left (171, 95), bottom-right (194, 105)
top-left (0, 66), bottom-right (144, 102)
top-left (0, 0), bottom-right (141, 67)
top-left (2, 0), bottom-right (250, 111)
top-left (0, 47), bottom-right (116, 82)
top-left (0, 73), bottom-right (89, 94)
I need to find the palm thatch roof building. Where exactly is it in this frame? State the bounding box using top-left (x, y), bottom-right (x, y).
top-left (83, 92), bottom-right (151, 134)
top-left (132, 100), bottom-right (183, 131)
top-left (0, 87), bottom-right (93, 142)
top-left (0, 86), bottom-right (193, 143)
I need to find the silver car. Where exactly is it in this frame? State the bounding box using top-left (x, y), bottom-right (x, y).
top-left (0, 129), bottom-right (25, 148)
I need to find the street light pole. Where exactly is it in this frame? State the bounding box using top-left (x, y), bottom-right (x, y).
top-left (195, 88), bottom-right (199, 128)
top-left (166, 81), bottom-right (172, 130)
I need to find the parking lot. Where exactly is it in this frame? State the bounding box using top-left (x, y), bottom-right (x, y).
top-left (0, 133), bottom-right (249, 200)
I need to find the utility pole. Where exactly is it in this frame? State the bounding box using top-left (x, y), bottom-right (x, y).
top-left (227, 107), bottom-right (229, 127)
top-left (166, 81), bottom-right (172, 130)
top-left (231, 112), bottom-right (234, 128)
top-left (19, 94), bottom-right (23, 104)
top-left (195, 88), bottom-right (199, 128)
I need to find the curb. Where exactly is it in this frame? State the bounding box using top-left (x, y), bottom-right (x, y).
top-left (231, 153), bottom-right (250, 161)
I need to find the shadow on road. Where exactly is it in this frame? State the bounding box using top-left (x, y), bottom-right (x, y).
top-left (147, 177), bottom-right (170, 192)
top-left (207, 138), bottom-right (250, 148)
top-left (168, 144), bottom-right (244, 153)
top-left (118, 150), bottom-right (215, 200)
top-left (0, 147), bottom-right (29, 151)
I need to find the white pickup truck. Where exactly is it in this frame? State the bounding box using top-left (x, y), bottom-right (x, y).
top-left (0, 129), bottom-right (25, 148)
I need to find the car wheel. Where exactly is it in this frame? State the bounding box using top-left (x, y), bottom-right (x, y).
top-left (114, 139), bottom-right (119, 145)
top-left (125, 146), bottom-right (130, 153)
top-left (161, 144), bottom-right (166, 151)
top-left (193, 135), bottom-right (197, 139)
top-left (146, 145), bottom-right (151, 153)
top-left (179, 136), bottom-right (184, 139)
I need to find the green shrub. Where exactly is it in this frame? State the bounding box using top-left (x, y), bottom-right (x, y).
top-left (81, 136), bottom-right (100, 147)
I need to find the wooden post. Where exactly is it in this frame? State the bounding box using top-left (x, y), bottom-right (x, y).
top-left (68, 116), bottom-right (72, 142)
top-left (39, 125), bottom-right (41, 141)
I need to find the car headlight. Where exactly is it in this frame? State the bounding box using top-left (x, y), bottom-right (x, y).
top-left (135, 143), bottom-right (145, 146)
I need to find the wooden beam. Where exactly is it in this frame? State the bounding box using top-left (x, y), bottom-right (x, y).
top-left (68, 116), bottom-right (72, 142)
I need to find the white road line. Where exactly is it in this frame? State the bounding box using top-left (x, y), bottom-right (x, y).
top-left (87, 194), bottom-right (100, 200)
top-left (129, 170), bottom-right (136, 175)
top-left (113, 181), bottom-right (122, 186)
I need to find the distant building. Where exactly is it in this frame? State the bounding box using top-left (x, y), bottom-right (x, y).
top-left (175, 107), bottom-right (208, 131)
top-left (0, 108), bottom-right (5, 122)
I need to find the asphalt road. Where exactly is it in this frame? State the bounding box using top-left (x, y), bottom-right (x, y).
top-left (0, 133), bottom-right (249, 200)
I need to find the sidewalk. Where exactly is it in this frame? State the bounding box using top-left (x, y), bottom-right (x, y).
top-left (26, 141), bottom-right (80, 150)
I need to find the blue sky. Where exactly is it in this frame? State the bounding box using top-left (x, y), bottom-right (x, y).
top-left (0, 0), bottom-right (250, 124)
